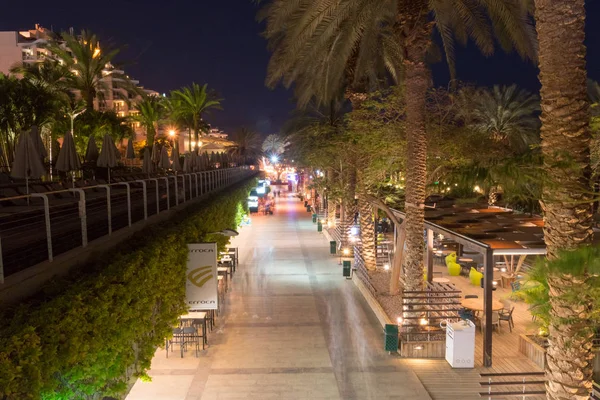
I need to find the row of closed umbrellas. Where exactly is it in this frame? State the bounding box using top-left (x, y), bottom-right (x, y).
top-left (11, 127), bottom-right (219, 190)
top-left (10, 128), bottom-right (198, 195)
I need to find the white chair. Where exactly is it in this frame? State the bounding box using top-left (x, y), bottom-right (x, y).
top-left (480, 312), bottom-right (501, 333)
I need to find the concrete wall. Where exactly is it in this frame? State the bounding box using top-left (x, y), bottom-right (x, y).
top-left (0, 32), bottom-right (22, 75)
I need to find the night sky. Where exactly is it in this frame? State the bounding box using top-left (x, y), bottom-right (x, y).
top-left (1, 0), bottom-right (600, 136)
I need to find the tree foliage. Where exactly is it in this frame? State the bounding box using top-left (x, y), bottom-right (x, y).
top-left (0, 179), bottom-right (255, 399)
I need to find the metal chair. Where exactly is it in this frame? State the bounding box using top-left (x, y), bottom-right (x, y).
top-left (499, 307), bottom-right (515, 332)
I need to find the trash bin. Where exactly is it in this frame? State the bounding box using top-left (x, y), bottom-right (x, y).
top-left (343, 260), bottom-right (351, 278)
top-left (384, 324), bottom-right (399, 352)
top-left (317, 221), bottom-right (323, 232)
top-left (330, 241), bottom-right (337, 255)
top-left (312, 213), bottom-right (318, 223)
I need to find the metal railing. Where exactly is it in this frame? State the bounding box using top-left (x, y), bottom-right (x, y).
top-left (0, 167), bottom-right (255, 282)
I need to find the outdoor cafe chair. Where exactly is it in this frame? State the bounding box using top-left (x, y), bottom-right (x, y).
top-left (499, 307), bottom-right (515, 332)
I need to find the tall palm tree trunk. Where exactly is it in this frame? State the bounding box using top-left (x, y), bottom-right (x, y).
top-left (358, 194), bottom-right (376, 271)
top-left (534, 0), bottom-right (595, 398)
top-left (338, 199), bottom-right (349, 249)
top-left (327, 198), bottom-right (337, 228)
top-left (399, 2), bottom-right (431, 292)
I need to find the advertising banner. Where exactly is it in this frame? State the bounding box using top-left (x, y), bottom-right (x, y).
top-left (186, 243), bottom-right (218, 310)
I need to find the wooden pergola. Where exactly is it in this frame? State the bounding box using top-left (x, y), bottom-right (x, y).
top-left (390, 205), bottom-right (547, 367)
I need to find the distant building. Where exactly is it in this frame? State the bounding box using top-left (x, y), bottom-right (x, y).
top-left (207, 128), bottom-right (228, 140)
top-left (0, 24), bottom-right (157, 123)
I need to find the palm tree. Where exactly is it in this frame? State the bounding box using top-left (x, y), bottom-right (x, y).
top-left (261, 0), bottom-right (536, 291)
top-left (262, 134), bottom-right (287, 157)
top-left (228, 127), bottom-right (262, 164)
top-left (0, 73), bottom-right (60, 167)
top-left (133, 96), bottom-right (165, 147)
top-left (460, 84), bottom-right (540, 154)
top-left (47, 30), bottom-right (123, 108)
top-left (170, 83), bottom-right (222, 152)
top-left (533, 0), bottom-right (595, 398)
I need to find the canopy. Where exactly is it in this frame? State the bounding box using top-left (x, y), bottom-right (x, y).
top-left (56, 131), bottom-right (81, 173)
top-left (85, 136), bottom-right (99, 163)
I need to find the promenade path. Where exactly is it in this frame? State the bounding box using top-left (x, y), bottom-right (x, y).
top-left (126, 190), bottom-right (431, 400)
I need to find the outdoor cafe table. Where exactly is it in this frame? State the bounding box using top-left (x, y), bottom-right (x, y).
top-left (218, 267), bottom-right (229, 291)
top-left (460, 298), bottom-right (504, 313)
top-left (180, 311), bottom-right (208, 349)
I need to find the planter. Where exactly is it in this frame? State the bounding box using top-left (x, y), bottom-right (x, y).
top-left (519, 334), bottom-right (547, 369)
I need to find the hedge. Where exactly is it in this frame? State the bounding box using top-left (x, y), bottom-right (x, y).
top-left (0, 178), bottom-right (256, 400)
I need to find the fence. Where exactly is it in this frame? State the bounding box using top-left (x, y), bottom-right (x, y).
top-left (0, 167), bottom-right (254, 282)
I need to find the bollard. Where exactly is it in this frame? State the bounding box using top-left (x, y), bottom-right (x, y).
top-left (343, 260), bottom-right (351, 278)
top-left (384, 324), bottom-right (399, 352)
top-left (312, 213), bottom-right (317, 223)
top-left (317, 221), bottom-right (323, 232)
top-left (330, 241), bottom-right (337, 255)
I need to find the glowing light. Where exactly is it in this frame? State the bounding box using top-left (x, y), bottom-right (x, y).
top-left (419, 318), bottom-right (428, 326)
top-left (191, 141), bottom-right (196, 147)
top-left (500, 267), bottom-right (507, 273)
top-left (384, 264), bottom-right (390, 271)
top-left (271, 155), bottom-right (279, 163)
top-left (414, 345), bottom-right (423, 350)
top-left (492, 281), bottom-right (498, 286)
top-left (397, 317), bottom-right (403, 325)
top-left (320, 219), bottom-right (326, 223)
top-left (342, 248), bottom-right (350, 256)
top-left (168, 129), bottom-right (175, 137)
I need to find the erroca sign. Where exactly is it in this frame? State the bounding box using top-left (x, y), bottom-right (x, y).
top-left (186, 243), bottom-right (218, 310)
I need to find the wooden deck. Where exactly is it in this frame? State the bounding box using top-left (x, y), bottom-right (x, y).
top-left (403, 260), bottom-right (546, 399)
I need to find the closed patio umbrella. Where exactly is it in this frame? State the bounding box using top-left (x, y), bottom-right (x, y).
top-left (158, 146), bottom-right (170, 170)
top-left (182, 154), bottom-right (192, 173)
top-left (125, 138), bottom-right (135, 169)
top-left (126, 139), bottom-right (135, 159)
top-left (29, 125), bottom-right (47, 160)
top-left (97, 134), bottom-right (118, 182)
top-left (11, 131), bottom-right (46, 198)
top-left (56, 131), bottom-right (81, 186)
top-left (171, 145), bottom-right (182, 172)
top-left (151, 141), bottom-right (160, 163)
top-left (85, 136), bottom-right (99, 163)
top-left (142, 147), bottom-right (154, 175)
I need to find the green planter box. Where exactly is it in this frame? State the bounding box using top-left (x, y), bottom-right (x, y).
top-left (343, 260), bottom-right (351, 277)
top-left (330, 241), bottom-right (337, 255)
top-left (384, 324), bottom-right (399, 352)
top-left (312, 213), bottom-right (318, 223)
top-left (317, 221), bottom-right (323, 232)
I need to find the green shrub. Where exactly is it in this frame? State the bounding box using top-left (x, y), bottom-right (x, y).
top-left (0, 178), bottom-right (256, 399)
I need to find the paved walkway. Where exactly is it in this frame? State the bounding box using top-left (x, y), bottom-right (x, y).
top-left (126, 191), bottom-right (431, 400)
